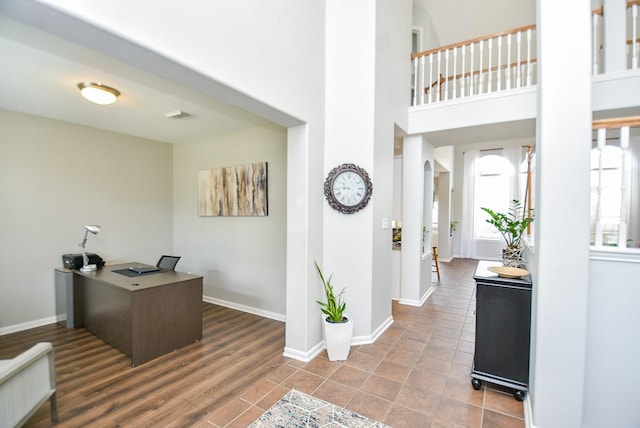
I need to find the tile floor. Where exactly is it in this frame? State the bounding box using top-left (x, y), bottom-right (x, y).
top-left (207, 258), bottom-right (525, 428)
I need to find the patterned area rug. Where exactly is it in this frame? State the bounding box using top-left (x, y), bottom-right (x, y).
top-left (249, 389), bottom-right (390, 428)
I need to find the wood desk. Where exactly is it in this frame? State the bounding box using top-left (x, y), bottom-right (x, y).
top-left (73, 263), bottom-right (203, 366)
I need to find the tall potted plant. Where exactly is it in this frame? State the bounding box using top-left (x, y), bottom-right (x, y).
top-left (315, 261), bottom-right (352, 361)
top-left (481, 199), bottom-right (534, 268)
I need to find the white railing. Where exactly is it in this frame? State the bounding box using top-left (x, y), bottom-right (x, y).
top-left (411, 25), bottom-right (537, 107)
top-left (628, 0), bottom-right (640, 69)
top-left (593, 6), bottom-right (604, 75)
top-left (591, 116), bottom-right (640, 248)
top-left (594, 2), bottom-right (640, 74)
top-left (412, 5), bottom-right (639, 106)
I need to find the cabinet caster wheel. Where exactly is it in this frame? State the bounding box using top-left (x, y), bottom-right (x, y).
top-left (471, 378), bottom-right (482, 390)
top-left (514, 390), bottom-right (525, 401)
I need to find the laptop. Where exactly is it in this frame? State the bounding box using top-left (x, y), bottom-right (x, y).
top-left (128, 265), bottom-right (161, 274)
top-left (156, 255), bottom-right (181, 271)
top-left (127, 256), bottom-right (180, 274)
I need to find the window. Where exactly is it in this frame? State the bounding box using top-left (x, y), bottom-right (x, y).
top-left (461, 146), bottom-right (533, 259)
top-left (590, 145), bottom-right (624, 246)
top-left (472, 147), bottom-right (533, 241)
top-left (474, 153), bottom-right (510, 240)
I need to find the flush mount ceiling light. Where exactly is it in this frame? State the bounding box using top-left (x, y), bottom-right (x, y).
top-left (77, 82), bottom-right (121, 105)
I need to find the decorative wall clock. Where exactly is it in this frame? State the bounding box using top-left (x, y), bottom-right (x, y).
top-left (324, 163), bottom-right (373, 214)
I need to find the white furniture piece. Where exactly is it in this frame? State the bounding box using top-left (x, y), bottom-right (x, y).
top-left (0, 342), bottom-right (58, 427)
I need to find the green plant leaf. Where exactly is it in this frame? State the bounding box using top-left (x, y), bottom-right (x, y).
top-left (315, 261), bottom-right (347, 323)
top-left (481, 200), bottom-right (534, 248)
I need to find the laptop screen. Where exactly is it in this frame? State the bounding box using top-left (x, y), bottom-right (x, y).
top-left (157, 255), bottom-right (181, 270)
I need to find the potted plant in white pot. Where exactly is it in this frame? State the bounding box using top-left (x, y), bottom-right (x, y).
top-left (481, 199), bottom-right (534, 268)
top-left (315, 261), bottom-right (352, 361)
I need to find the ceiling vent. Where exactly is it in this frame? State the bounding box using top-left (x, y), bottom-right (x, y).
top-left (164, 110), bottom-right (191, 119)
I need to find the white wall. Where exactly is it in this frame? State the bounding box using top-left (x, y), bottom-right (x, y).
top-left (0, 109), bottom-right (173, 331)
top-left (401, 135), bottom-right (435, 305)
top-left (420, 158), bottom-right (435, 296)
top-left (412, 3), bottom-right (440, 51)
top-left (172, 125), bottom-right (287, 319)
top-left (408, 91), bottom-right (537, 136)
top-left (583, 251), bottom-right (640, 428)
top-left (26, 0), bottom-right (327, 357)
top-left (434, 146), bottom-right (454, 261)
top-left (322, 0), bottom-right (410, 342)
top-left (392, 156), bottom-right (403, 299)
top-left (529, 0), bottom-right (592, 425)
top-left (372, 0), bottom-right (412, 332)
top-left (323, 0), bottom-right (376, 339)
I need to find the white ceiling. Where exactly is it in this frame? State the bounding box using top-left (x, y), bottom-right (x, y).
top-left (1, 1), bottom-right (536, 146)
top-left (0, 16), bottom-right (276, 144)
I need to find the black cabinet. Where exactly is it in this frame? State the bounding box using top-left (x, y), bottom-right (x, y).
top-left (471, 260), bottom-right (532, 401)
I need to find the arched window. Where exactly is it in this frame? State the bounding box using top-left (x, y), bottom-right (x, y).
top-left (590, 145), bottom-right (623, 245)
top-left (461, 146), bottom-right (533, 259)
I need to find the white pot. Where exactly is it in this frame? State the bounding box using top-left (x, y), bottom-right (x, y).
top-left (323, 313), bottom-right (353, 361)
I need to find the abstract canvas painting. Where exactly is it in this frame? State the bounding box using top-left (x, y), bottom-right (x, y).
top-left (198, 162), bottom-right (268, 216)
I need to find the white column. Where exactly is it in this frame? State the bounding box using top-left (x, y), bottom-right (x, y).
top-left (284, 124), bottom-right (324, 360)
top-left (324, 0), bottom-right (376, 341)
top-left (603, 0), bottom-right (627, 72)
top-left (531, 0), bottom-right (592, 427)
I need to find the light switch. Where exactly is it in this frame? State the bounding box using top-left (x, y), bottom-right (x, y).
top-left (382, 218), bottom-right (389, 229)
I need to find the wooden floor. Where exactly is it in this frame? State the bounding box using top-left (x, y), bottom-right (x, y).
top-left (3, 259), bottom-right (525, 428)
top-left (0, 303), bottom-right (285, 427)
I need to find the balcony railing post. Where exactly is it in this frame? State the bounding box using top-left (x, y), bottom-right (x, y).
top-left (479, 40), bottom-right (484, 94)
top-left (436, 51), bottom-right (442, 102)
top-left (618, 126), bottom-right (631, 247)
top-left (461, 44), bottom-right (466, 98)
top-left (496, 36), bottom-right (503, 91)
top-left (452, 46), bottom-right (458, 99)
top-left (594, 128), bottom-right (606, 247)
top-left (526, 29), bottom-right (532, 86)
top-left (420, 55), bottom-right (425, 105)
top-left (487, 39), bottom-right (493, 93)
top-left (592, 12), bottom-right (600, 75)
top-left (428, 53), bottom-right (433, 104)
top-left (411, 58), bottom-right (420, 106)
top-left (506, 33), bottom-right (512, 90)
top-left (470, 42), bottom-right (475, 95)
top-left (516, 31), bottom-right (522, 88)
top-left (444, 48), bottom-right (450, 101)
top-left (632, 4), bottom-right (638, 69)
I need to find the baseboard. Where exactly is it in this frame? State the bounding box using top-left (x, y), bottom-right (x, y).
top-left (351, 315), bottom-right (394, 346)
top-left (524, 393), bottom-right (534, 427)
top-left (1, 296), bottom-right (284, 336)
top-left (283, 315), bottom-right (395, 362)
top-left (0, 316), bottom-right (58, 336)
top-left (398, 285), bottom-right (435, 307)
top-left (203, 295), bottom-right (285, 322)
top-left (283, 341), bottom-right (324, 362)
top-left (370, 315), bottom-right (394, 343)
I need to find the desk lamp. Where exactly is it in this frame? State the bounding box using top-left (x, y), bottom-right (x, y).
top-left (79, 224), bottom-right (101, 272)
